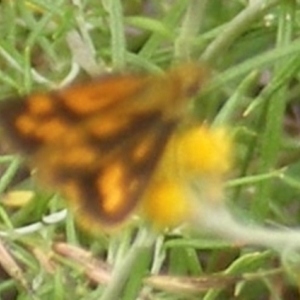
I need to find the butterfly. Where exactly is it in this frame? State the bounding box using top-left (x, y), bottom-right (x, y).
top-left (0, 63), bottom-right (209, 228)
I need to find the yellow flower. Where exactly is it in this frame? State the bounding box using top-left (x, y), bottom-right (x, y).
top-left (142, 125), bottom-right (232, 228)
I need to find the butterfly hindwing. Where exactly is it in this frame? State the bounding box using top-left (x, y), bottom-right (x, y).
top-left (56, 117), bottom-right (176, 224)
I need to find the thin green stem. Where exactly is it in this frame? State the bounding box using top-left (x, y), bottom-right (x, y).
top-left (174, 0), bottom-right (208, 60)
top-left (100, 228), bottom-right (156, 300)
top-left (201, 0), bottom-right (279, 64)
top-left (102, 0), bottom-right (126, 69)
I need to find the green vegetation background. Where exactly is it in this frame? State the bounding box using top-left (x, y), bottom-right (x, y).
top-left (0, 0), bottom-right (300, 299)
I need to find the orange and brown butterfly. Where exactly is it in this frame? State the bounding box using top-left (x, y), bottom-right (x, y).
top-left (0, 63), bottom-right (214, 229)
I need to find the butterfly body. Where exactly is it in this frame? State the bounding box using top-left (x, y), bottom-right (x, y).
top-left (0, 63), bottom-right (208, 226)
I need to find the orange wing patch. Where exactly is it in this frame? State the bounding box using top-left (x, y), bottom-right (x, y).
top-left (0, 63), bottom-right (208, 226)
